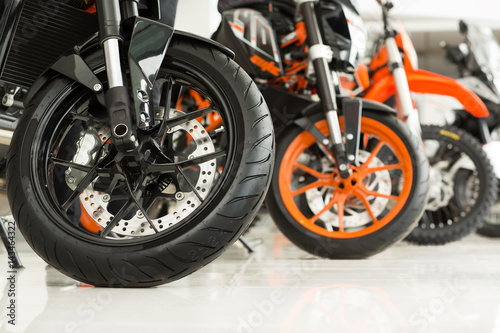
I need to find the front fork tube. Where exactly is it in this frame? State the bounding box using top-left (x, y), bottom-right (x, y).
top-left (301, 1), bottom-right (350, 178)
top-left (97, 0), bottom-right (138, 152)
top-left (385, 37), bottom-right (422, 138)
top-left (385, 37), bottom-right (413, 118)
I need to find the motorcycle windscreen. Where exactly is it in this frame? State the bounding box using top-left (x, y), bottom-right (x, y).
top-left (215, 8), bottom-right (283, 80)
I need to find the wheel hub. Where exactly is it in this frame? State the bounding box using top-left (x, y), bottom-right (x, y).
top-left (305, 150), bottom-right (392, 229)
top-left (426, 163), bottom-right (455, 212)
top-left (332, 170), bottom-right (360, 193)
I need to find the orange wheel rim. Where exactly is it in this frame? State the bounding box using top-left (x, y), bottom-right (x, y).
top-left (279, 118), bottom-right (413, 238)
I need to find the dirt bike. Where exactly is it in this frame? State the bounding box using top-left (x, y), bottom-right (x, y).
top-left (338, 0), bottom-right (497, 244)
top-left (213, 0), bottom-right (429, 258)
top-left (441, 20), bottom-right (500, 237)
top-left (0, 0), bottom-right (274, 287)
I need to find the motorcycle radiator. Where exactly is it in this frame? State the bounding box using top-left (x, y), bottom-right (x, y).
top-left (0, 0), bottom-right (97, 88)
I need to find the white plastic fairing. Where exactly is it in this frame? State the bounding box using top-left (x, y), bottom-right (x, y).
top-left (482, 141), bottom-right (500, 179)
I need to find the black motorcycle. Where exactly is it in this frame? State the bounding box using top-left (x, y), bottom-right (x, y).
top-left (0, 0), bottom-right (274, 287)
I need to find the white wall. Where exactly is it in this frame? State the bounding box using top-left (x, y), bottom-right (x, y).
top-left (359, 0), bottom-right (500, 32)
top-left (175, 0), bottom-right (221, 38)
top-left (175, 0), bottom-right (500, 35)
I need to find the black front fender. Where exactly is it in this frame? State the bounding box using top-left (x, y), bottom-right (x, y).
top-left (25, 26), bottom-right (235, 106)
top-left (299, 96), bottom-right (397, 118)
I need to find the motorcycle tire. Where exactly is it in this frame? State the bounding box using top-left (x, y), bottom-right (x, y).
top-left (265, 110), bottom-right (429, 259)
top-left (477, 193), bottom-right (500, 238)
top-left (405, 125), bottom-right (497, 245)
top-left (6, 37), bottom-right (274, 287)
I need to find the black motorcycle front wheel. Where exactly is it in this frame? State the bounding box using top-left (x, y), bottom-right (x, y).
top-left (7, 38), bottom-right (274, 287)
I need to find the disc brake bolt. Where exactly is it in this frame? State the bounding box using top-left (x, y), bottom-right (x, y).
top-left (175, 192), bottom-right (185, 201)
top-left (67, 177), bottom-right (76, 184)
top-left (137, 211), bottom-right (144, 218)
top-left (339, 164), bottom-right (348, 171)
top-left (93, 83), bottom-right (102, 92)
top-left (348, 155), bottom-right (355, 161)
top-left (102, 195), bottom-right (110, 202)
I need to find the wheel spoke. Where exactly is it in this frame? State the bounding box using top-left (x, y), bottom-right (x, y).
top-left (61, 170), bottom-right (98, 211)
top-left (353, 190), bottom-right (380, 224)
top-left (146, 150), bottom-right (226, 174)
top-left (49, 157), bottom-right (92, 173)
top-left (176, 166), bottom-right (204, 202)
top-left (291, 180), bottom-right (331, 196)
top-left (361, 163), bottom-right (402, 176)
top-left (359, 186), bottom-right (399, 201)
top-left (310, 193), bottom-right (338, 224)
top-left (336, 193), bottom-right (347, 232)
top-left (100, 200), bottom-right (135, 238)
top-left (58, 138), bottom-right (114, 212)
top-left (107, 193), bottom-right (131, 202)
top-left (124, 174), bottom-right (159, 234)
top-left (421, 210), bottom-right (432, 226)
top-left (363, 140), bottom-right (385, 167)
top-left (294, 163), bottom-right (331, 180)
top-left (166, 106), bottom-right (219, 128)
top-left (430, 141), bottom-right (450, 162)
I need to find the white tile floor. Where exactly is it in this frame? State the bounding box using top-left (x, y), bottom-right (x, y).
top-left (1, 189), bottom-right (500, 333)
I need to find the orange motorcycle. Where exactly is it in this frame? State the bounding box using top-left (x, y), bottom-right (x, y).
top-left (340, 0), bottom-right (497, 244)
top-left (213, 0), bottom-right (430, 258)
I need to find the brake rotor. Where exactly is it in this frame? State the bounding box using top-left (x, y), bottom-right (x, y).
top-left (69, 110), bottom-right (216, 236)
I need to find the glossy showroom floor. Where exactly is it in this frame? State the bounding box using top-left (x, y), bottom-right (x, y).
top-left (2, 190), bottom-right (500, 333)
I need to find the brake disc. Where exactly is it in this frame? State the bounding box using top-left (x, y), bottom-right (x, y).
top-left (68, 110), bottom-right (217, 236)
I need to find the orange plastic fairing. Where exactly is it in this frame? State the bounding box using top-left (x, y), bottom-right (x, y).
top-left (364, 69), bottom-right (489, 118)
top-left (355, 63), bottom-right (370, 90)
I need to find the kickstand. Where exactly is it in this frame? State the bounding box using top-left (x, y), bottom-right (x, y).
top-left (0, 217), bottom-right (23, 269)
top-left (238, 236), bottom-right (255, 254)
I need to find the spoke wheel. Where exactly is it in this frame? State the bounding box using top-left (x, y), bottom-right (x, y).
top-left (280, 118), bottom-right (412, 238)
top-left (405, 125), bottom-right (497, 244)
top-left (266, 109), bottom-right (429, 259)
top-left (38, 66), bottom-right (232, 243)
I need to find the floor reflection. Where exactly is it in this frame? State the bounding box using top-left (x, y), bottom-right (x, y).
top-left (1, 214), bottom-right (500, 332)
top-left (281, 284), bottom-right (409, 333)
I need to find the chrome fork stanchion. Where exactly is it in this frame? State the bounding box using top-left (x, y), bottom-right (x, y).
top-left (103, 38), bottom-right (124, 88)
top-left (297, 0), bottom-right (350, 178)
top-left (96, 0), bottom-right (138, 152)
